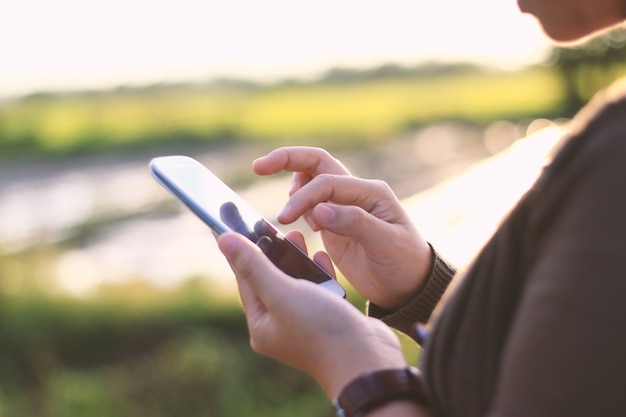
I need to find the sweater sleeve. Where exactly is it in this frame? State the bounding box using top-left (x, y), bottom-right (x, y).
top-left (367, 244), bottom-right (456, 340)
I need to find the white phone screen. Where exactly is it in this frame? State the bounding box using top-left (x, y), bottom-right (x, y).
top-left (150, 155), bottom-right (345, 297)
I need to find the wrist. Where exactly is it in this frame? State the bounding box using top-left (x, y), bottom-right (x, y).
top-left (314, 319), bottom-right (407, 399)
top-left (373, 241), bottom-right (435, 311)
top-left (322, 357), bottom-right (409, 401)
top-left (367, 243), bottom-right (456, 339)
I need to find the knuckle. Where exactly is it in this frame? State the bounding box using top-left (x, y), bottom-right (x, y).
top-left (351, 206), bottom-right (370, 226)
top-left (310, 173), bottom-right (336, 194)
top-left (309, 146), bottom-right (332, 161)
top-left (313, 146), bottom-right (330, 156)
top-left (249, 337), bottom-right (264, 354)
top-left (314, 172), bottom-right (334, 182)
top-left (250, 334), bottom-right (276, 358)
top-left (369, 178), bottom-right (393, 194)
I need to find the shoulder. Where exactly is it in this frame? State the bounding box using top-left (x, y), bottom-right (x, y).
top-left (570, 76), bottom-right (626, 134)
top-left (537, 77), bottom-right (626, 190)
top-left (521, 77), bottom-right (626, 272)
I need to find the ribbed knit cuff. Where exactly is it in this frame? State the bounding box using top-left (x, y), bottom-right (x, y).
top-left (366, 244), bottom-right (456, 339)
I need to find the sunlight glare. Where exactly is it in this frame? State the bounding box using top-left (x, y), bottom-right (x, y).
top-left (0, 0), bottom-right (551, 98)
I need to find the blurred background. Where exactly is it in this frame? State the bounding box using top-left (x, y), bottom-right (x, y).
top-left (1, 0), bottom-right (626, 415)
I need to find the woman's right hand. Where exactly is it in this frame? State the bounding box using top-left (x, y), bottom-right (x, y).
top-left (253, 147), bottom-right (433, 311)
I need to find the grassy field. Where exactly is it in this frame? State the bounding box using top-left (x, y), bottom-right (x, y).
top-left (0, 284), bottom-right (334, 417)
top-left (0, 66), bottom-right (563, 156)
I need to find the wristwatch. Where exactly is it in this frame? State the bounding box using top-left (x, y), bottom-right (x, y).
top-left (332, 366), bottom-right (430, 417)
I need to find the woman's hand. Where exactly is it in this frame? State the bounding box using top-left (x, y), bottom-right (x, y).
top-left (217, 230), bottom-right (407, 399)
top-left (253, 146), bottom-right (433, 310)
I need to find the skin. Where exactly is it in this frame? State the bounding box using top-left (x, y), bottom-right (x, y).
top-left (219, 146), bottom-right (435, 416)
top-left (518, 0), bottom-right (625, 42)
top-left (253, 147), bottom-right (432, 311)
top-left (218, 2), bottom-right (626, 416)
top-left (218, 230), bottom-right (432, 416)
top-left (218, 231), bottom-right (406, 397)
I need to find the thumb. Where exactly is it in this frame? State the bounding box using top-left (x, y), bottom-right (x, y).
top-left (217, 232), bottom-right (292, 304)
top-left (312, 202), bottom-right (390, 244)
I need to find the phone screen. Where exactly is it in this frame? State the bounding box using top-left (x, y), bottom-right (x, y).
top-left (150, 155), bottom-right (345, 297)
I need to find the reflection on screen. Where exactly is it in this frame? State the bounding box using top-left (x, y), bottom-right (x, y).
top-left (219, 201), bottom-right (329, 284)
top-left (220, 202), bottom-right (258, 241)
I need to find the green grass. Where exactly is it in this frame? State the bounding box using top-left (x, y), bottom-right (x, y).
top-left (0, 67), bottom-right (563, 156)
top-left (240, 68), bottom-right (561, 139)
top-left (0, 286), bottom-right (335, 417)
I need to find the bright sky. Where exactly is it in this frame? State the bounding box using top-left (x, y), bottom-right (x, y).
top-left (0, 0), bottom-right (550, 99)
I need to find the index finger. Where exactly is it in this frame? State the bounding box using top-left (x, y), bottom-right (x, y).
top-left (253, 147), bottom-right (351, 177)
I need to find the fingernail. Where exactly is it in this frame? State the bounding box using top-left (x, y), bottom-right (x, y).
top-left (289, 178), bottom-right (299, 195)
top-left (315, 204), bottom-right (335, 225)
top-left (219, 233), bottom-right (240, 257)
top-left (252, 157), bottom-right (263, 168)
top-left (278, 203), bottom-right (291, 220)
top-left (305, 214), bottom-right (319, 231)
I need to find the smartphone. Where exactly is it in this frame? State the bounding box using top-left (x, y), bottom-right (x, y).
top-left (150, 155), bottom-right (346, 298)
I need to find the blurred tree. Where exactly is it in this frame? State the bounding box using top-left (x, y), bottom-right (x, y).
top-left (549, 27), bottom-right (626, 116)
top-left (319, 62), bottom-right (482, 84)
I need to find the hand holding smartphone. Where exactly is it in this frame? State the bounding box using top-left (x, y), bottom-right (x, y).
top-left (150, 155), bottom-right (346, 298)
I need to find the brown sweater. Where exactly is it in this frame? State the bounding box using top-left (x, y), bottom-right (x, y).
top-left (370, 78), bottom-right (626, 417)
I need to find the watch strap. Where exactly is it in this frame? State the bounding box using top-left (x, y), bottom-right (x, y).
top-left (333, 366), bottom-right (430, 417)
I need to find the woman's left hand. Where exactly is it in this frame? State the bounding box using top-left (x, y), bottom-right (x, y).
top-left (217, 231), bottom-right (407, 399)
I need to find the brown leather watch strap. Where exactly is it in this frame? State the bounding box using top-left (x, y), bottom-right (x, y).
top-left (333, 366), bottom-right (430, 417)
